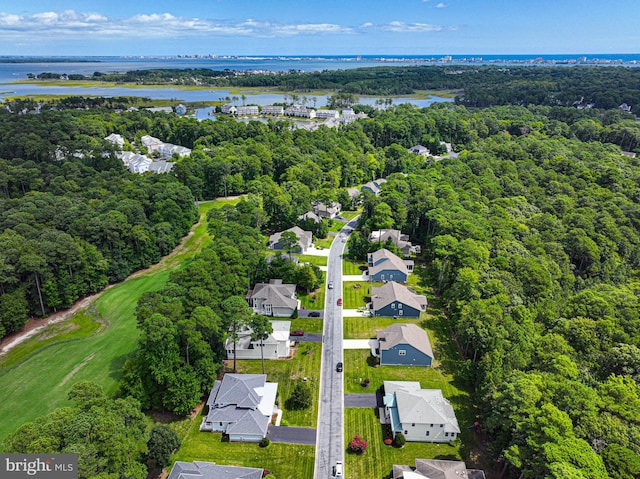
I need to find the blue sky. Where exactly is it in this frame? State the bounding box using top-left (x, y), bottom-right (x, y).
top-left (1, 0), bottom-right (639, 56)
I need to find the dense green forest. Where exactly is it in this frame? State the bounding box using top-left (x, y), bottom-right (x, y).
top-left (32, 65), bottom-right (640, 111)
top-left (2, 86), bottom-right (640, 477)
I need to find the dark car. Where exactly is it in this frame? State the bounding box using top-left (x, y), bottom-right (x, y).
top-left (308, 311), bottom-right (321, 317)
top-left (336, 362), bottom-right (343, 372)
top-left (291, 330), bottom-right (304, 336)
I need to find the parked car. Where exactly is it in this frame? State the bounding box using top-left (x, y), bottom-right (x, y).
top-left (337, 298), bottom-right (342, 306)
top-left (336, 362), bottom-right (343, 372)
top-left (328, 281), bottom-right (334, 289)
top-left (308, 311), bottom-right (321, 317)
top-left (290, 330), bottom-right (304, 336)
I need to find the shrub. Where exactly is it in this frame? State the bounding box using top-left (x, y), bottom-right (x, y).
top-left (259, 437), bottom-right (271, 448)
top-left (394, 433), bottom-right (406, 448)
top-left (348, 435), bottom-right (368, 454)
top-left (286, 383), bottom-right (312, 410)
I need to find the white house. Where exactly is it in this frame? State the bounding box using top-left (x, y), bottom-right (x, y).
top-left (261, 105), bottom-right (284, 115)
top-left (200, 374), bottom-right (278, 442)
top-left (226, 320), bottom-right (291, 360)
top-left (382, 381), bottom-right (460, 443)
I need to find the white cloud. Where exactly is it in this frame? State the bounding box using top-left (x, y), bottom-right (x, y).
top-left (436, 2), bottom-right (447, 7)
top-left (379, 21), bottom-right (447, 32)
top-left (0, 10), bottom-right (353, 40)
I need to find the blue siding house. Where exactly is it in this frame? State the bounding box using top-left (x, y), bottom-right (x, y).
top-left (371, 282), bottom-right (427, 318)
top-left (367, 249), bottom-right (414, 283)
top-left (376, 324), bottom-right (433, 367)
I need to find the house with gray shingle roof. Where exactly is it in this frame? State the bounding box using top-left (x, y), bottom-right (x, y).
top-left (370, 229), bottom-right (421, 257)
top-left (382, 382), bottom-right (460, 443)
top-left (367, 249), bottom-right (414, 282)
top-left (268, 226), bottom-right (313, 253)
top-left (376, 324), bottom-right (433, 366)
top-left (371, 282), bottom-right (427, 318)
top-left (298, 211), bottom-right (322, 224)
top-left (226, 320), bottom-right (291, 360)
top-left (408, 145), bottom-right (430, 156)
top-left (312, 201), bottom-right (341, 219)
top-left (246, 279), bottom-right (297, 317)
top-left (393, 459), bottom-right (486, 479)
top-left (168, 461), bottom-right (263, 479)
top-left (200, 374), bottom-right (278, 442)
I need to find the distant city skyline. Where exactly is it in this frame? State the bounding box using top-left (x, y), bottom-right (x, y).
top-left (1, 0), bottom-right (639, 57)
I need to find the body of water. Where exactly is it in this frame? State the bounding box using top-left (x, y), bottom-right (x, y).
top-left (1, 53), bottom-right (637, 108)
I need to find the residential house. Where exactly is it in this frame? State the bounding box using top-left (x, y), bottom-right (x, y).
top-left (371, 283), bottom-right (427, 318)
top-left (367, 249), bottom-right (414, 282)
top-left (146, 106), bottom-right (173, 114)
top-left (226, 320), bottom-right (292, 360)
top-left (361, 178), bottom-right (387, 195)
top-left (246, 279), bottom-right (297, 317)
top-left (392, 459), bottom-right (486, 479)
top-left (140, 135), bottom-right (191, 159)
top-left (236, 105), bottom-right (259, 116)
top-left (408, 145), bottom-right (430, 156)
top-left (376, 324), bottom-right (433, 366)
top-left (369, 229), bottom-right (421, 257)
top-left (312, 201), bottom-right (341, 219)
top-left (284, 106), bottom-right (317, 118)
top-left (340, 111), bottom-right (367, 124)
top-left (168, 461), bottom-right (263, 479)
top-left (382, 381), bottom-right (460, 443)
top-left (175, 104), bottom-right (187, 115)
top-left (200, 374), bottom-right (278, 442)
top-left (104, 133), bottom-right (125, 148)
top-left (315, 109), bottom-right (339, 119)
top-left (261, 105), bottom-right (284, 115)
top-left (268, 226), bottom-right (313, 253)
top-left (147, 160), bottom-right (175, 173)
top-left (298, 211), bottom-right (322, 224)
top-left (221, 104), bottom-right (237, 114)
top-left (119, 151), bottom-right (153, 173)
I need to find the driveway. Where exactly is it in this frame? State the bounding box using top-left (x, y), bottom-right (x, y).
top-left (298, 310), bottom-right (323, 319)
top-left (342, 309), bottom-right (371, 318)
top-left (267, 425), bottom-right (317, 445)
top-left (344, 394), bottom-right (380, 408)
top-left (292, 333), bottom-right (323, 343)
top-left (343, 339), bottom-right (378, 350)
top-left (343, 274), bottom-right (366, 281)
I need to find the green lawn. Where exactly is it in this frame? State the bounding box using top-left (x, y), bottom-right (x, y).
top-left (344, 408), bottom-right (462, 479)
top-left (294, 254), bottom-right (328, 266)
top-left (343, 314), bottom-right (423, 340)
top-left (342, 281), bottom-right (382, 309)
top-left (233, 341), bottom-right (321, 428)
top-left (0, 199), bottom-right (234, 448)
top-left (173, 412), bottom-right (315, 479)
top-left (340, 210), bottom-right (361, 220)
top-left (314, 237), bottom-right (334, 249)
top-left (298, 288), bottom-right (325, 310)
top-left (327, 220), bottom-right (345, 233)
top-left (290, 317), bottom-right (323, 334)
top-left (343, 260), bottom-right (366, 275)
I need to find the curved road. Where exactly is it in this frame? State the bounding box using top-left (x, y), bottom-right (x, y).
top-left (314, 218), bottom-right (358, 479)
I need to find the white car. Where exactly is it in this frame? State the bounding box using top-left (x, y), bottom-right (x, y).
top-left (328, 281), bottom-right (334, 289)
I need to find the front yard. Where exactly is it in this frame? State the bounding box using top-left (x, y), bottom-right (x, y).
top-left (172, 414), bottom-right (315, 479)
top-left (342, 280), bottom-right (383, 309)
top-left (344, 408), bottom-right (463, 479)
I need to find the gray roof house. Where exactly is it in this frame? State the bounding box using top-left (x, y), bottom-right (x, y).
top-left (370, 229), bottom-right (421, 257)
top-left (382, 381), bottom-right (460, 443)
top-left (408, 145), bottom-right (430, 156)
top-left (200, 374), bottom-right (278, 442)
top-left (298, 211), bottom-right (322, 224)
top-left (368, 249), bottom-right (414, 283)
top-left (226, 320), bottom-right (292, 360)
top-left (371, 282), bottom-right (427, 318)
top-left (312, 201), bottom-right (341, 219)
top-left (168, 461), bottom-right (263, 479)
top-left (392, 459), bottom-right (486, 479)
top-left (268, 226), bottom-right (313, 253)
top-left (361, 178), bottom-right (388, 195)
top-left (246, 279), bottom-right (297, 317)
top-left (376, 324), bottom-right (433, 367)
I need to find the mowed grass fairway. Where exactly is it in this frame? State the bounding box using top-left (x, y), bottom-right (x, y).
top-left (0, 199), bottom-right (233, 447)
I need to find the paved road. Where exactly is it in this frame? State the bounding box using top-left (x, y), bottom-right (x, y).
top-left (344, 393), bottom-right (383, 408)
top-left (314, 218), bottom-right (358, 479)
